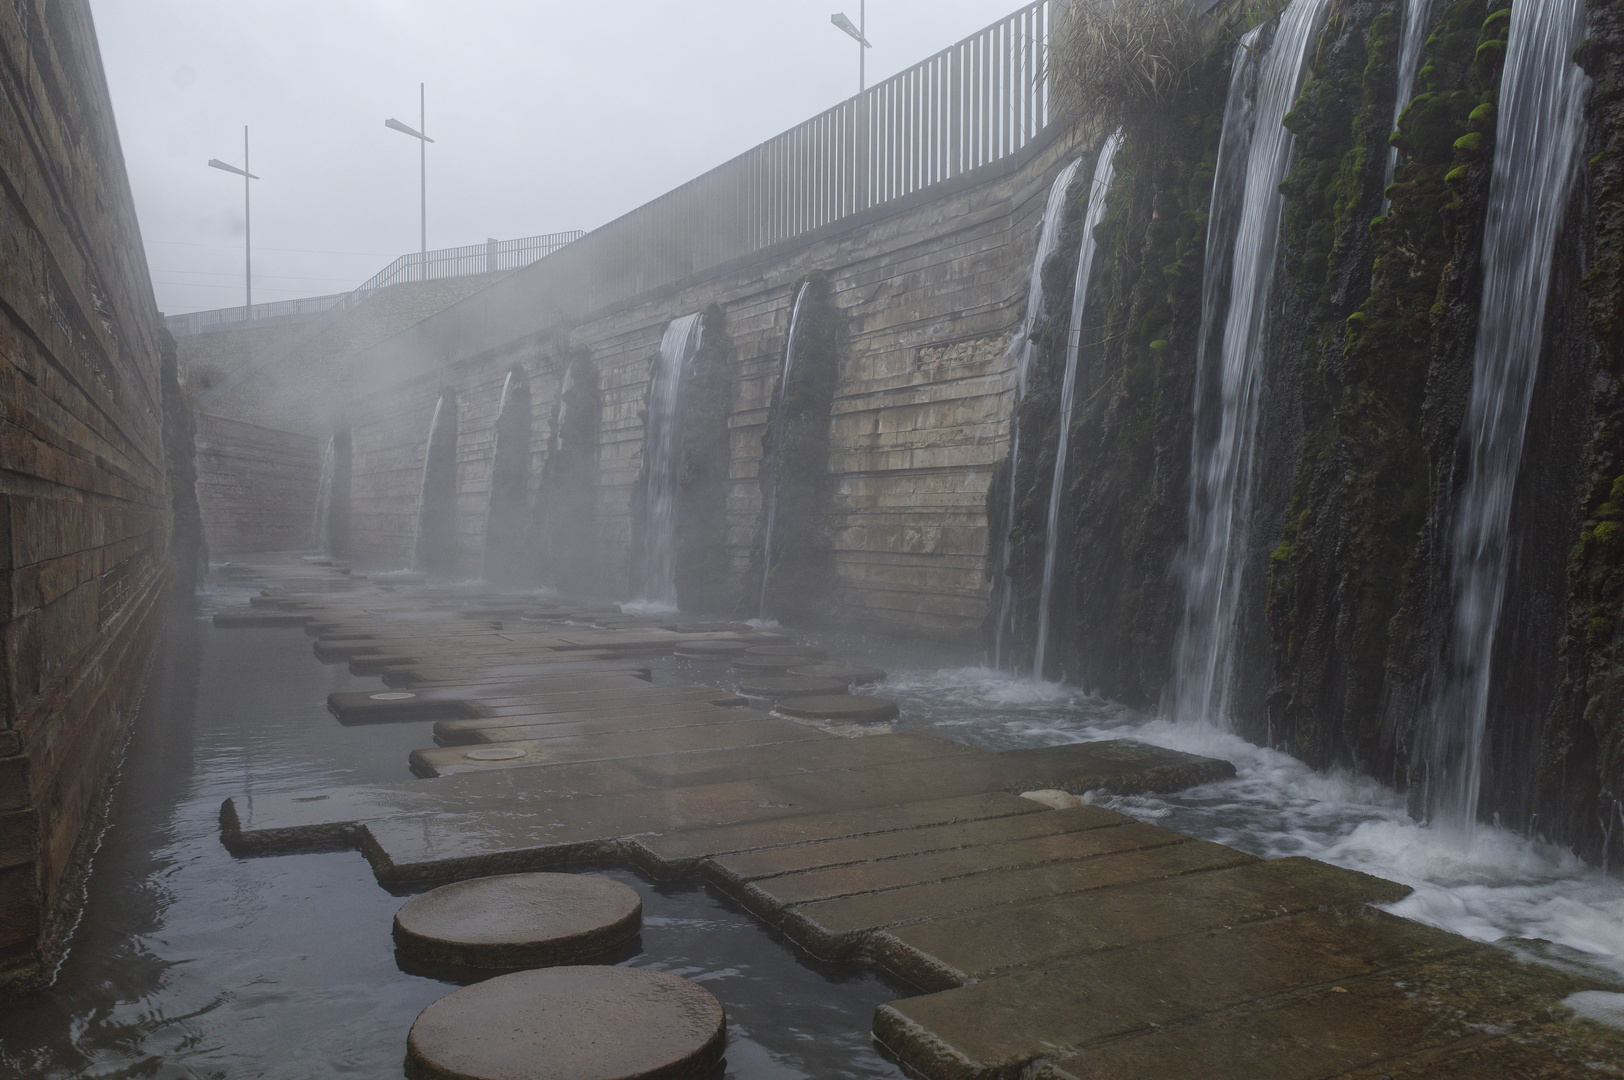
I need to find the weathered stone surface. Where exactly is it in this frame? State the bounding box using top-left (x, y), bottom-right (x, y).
top-left (744, 644), bottom-right (829, 659)
top-left (734, 674), bottom-right (849, 699)
top-left (731, 654), bottom-right (824, 673)
top-left (773, 695), bottom-right (900, 723)
top-left (404, 966), bottom-right (726, 1080)
top-left (392, 872), bottom-right (641, 970)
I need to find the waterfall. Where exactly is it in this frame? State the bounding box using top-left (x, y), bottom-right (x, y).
top-left (480, 371), bottom-right (516, 580)
top-left (1383, 0), bottom-right (1436, 206)
top-left (636, 312), bottom-right (705, 608)
top-left (1033, 131), bottom-right (1124, 679)
top-left (309, 435), bottom-right (335, 553)
top-left (757, 282), bottom-right (811, 620)
top-left (1170, 0), bottom-right (1331, 728)
top-left (1423, 0), bottom-right (1589, 830)
top-left (553, 361), bottom-right (575, 454)
top-left (410, 394), bottom-right (445, 570)
top-left (992, 157), bottom-right (1083, 669)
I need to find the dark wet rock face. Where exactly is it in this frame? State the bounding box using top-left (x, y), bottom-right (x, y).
top-left (535, 352), bottom-right (601, 592)
top-left (747, 275), bottom-right (841, 624)
top-left (986, 0), bottom-right (1624, 862)
top-left (676, 305), bottom-right (736, 614)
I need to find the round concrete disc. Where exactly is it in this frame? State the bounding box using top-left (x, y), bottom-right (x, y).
top-left (674, 640), bottom-right (750, 658)
top-left (774, 695), bottom-right (900, 722)
top-left (735, 674), bottom-right (850, 699)
top-left (745, 643), bottom-right (829, 659)
top-left (394, 873), bottom-right (642, 971)
top-left (787, 663), bottom-right (887, 686)
top-left (405, 966), bottom-right (726, 1080)
top-left (731, 654), bottom-right (824, 673)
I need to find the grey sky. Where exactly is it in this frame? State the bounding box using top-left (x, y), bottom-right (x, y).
top-left (89, 1), bottom-right (1031, 315)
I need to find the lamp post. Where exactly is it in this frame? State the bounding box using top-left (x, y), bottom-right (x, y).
top-left (386, 84), bottom-right (434, 281)
top-left (831, 2), bottom-right (872, 92)
top-left (207, 127), bottom-right (259, 316)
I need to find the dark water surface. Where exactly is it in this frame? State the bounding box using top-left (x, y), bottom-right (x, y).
top-left (0, 589), bottom-right (904, 1079)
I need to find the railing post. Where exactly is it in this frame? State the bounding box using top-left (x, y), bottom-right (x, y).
top-left (487, 237), bottom-right (497, 274)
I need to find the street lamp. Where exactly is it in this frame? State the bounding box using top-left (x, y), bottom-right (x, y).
top-left (207, 126), bottom-right (259, 315)
top-left (386, 83), bottom-right (435, 280)
top-left (831, 3), bottom-right (872, 92)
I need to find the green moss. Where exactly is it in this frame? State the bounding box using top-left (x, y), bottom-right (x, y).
top-left (1596, 522), bottom-right (1621, 546)
top-left (1445, 164), bottom-right (1470, 183)
top-left (1468, 101), bottom-right (1496, 126)
top-left (1453, 130), bottom-right (1485, 154)
top-left (1148, 339), bottom-right (1170, 352)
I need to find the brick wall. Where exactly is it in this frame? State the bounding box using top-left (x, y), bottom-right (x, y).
top-left (194, 414), bottom-right (322, 555)
top-left (0, 0), bottom-right (175, 992)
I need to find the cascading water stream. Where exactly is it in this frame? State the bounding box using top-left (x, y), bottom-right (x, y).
top-left (308, 435), bottom-right (335, 553)
top-left (1032, 132), bottom-right (1124, 680)
top-left (636, 312), bottom-right (705, 608)
top-left (1382, 0), bottom-right (1436, 206)
top-left (757, 282), bottom-right (810, 620)
top-left (992, 157), bottom-right (1082, 670)
top-left (553, 361), bottom-right (575, 455)
top-left (1170, 0), bottom-right (1332, 729)
top-left (409, 394), bottom-right (445, 570)
top-left (1423, 0), bottom-right (1589, 832)
top-left (479, 370), bottom-right (516, 580)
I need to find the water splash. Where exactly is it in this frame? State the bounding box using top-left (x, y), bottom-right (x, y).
top-left (757, 282), bottom-right (811, 620)
top-left (874, 662), bottom-right (1624, 984)
top-left (1033, 131), bottom-right (1123, 679)
top-left (992, 157), bottom-right (1083, 670)
top-left (308, 435), bottom-right (335, 553)
top-left (553, 360), bottom-right (575, 455)
top-left (636, 312), bottom-right (705, 607)
top-left (1170, 0), bottom-right (1331, 729)
top-left (480, 371), bottom-right (517, 581)
top-left (1423, 0), bottom-right (1589, 831)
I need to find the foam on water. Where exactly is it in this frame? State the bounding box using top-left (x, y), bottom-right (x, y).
top-left (880, 665), bottom-right (1624, 982)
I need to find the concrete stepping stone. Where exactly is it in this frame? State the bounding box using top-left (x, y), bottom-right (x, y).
top-left (787, 662), bottom-right (886, 685)
top-left (745, 643), bottom-right (829, 659)
top-left (405, 966), bottom-right (726, 1080)
top-left (731, 654), bottom-right (824, 673)
top-left (735, 674), bottom-right (849, 699)
top-left (327, 689), bottom-right (472, 722)
top-left (393, 872), bottom-right (641, 970)
top-left (773, 695), bottom-right (899, 723)
top-left (674, 640), bottom-right (750, 658)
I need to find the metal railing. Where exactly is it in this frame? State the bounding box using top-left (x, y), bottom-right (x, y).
top-left (363, 0), bottom-right (1060, 362)
top-left (167, 230), bottom-right (584, 337)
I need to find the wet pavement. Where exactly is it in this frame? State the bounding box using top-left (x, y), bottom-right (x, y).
top-left (0, 589), bottom-right (904, 1079)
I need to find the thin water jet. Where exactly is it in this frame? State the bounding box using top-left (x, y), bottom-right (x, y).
top-left (634, 313), bottom-right (704, 608)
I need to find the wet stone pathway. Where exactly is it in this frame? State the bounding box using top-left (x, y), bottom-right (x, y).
top-left (12, 556), bottom-right (1624, 1078)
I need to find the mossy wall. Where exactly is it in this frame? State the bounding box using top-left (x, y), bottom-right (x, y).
top-left (1007, 0), bottom-right (1622, 861)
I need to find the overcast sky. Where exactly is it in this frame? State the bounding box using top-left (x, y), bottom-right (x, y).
top-left (89, 1), bottom-right (1029, 315)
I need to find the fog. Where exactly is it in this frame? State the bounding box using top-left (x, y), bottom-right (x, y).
top-left (89, 0), bottom-right (1024, 315)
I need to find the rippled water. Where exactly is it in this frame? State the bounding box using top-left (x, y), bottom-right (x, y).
top-left (873, 662), bottom-right (1624, 984)
top-left (0, 589), bottom-right (903, 1079)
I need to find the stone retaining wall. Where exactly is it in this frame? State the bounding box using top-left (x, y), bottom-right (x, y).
top-left (0, 0), bottom-right (176, 993)
top-left (194, 414), bottom-right (322, 555)
top-left (343, 133), bottom-right (1084, 638)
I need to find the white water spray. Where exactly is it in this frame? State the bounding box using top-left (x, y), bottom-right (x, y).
top-left (479, 370), bottom-right (516, 580)
top-left (1424, 0), bottom-right (1589, 831)
top-left (636, 313), bottom-right (704, 608)
top-left (1171, 0), bottom-right (1332, 729)
top-left (758, 282), bottom-right (811, 620)
top-left (993, 158), bottom-right (1083, 669)
top-left (1033, 132), bottom-right (1123, 679)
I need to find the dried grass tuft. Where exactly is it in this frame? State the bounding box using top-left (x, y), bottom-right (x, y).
top-left (1053, 0), bottom-right (1225, 132)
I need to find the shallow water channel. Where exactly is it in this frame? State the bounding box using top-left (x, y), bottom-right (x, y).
top-left (0, 588), bottom-right (905, 1079)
